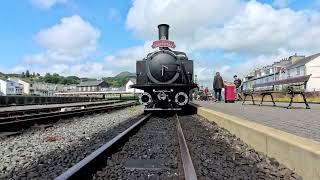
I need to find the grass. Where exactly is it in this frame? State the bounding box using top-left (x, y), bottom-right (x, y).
top-left (128, 106), bottom-right (137, 112)
top-left (244, 95), bottom-right (320, 103)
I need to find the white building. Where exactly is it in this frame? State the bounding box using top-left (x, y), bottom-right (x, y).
top-left (125, 78), bottom-right (143, 93)
top-left (31, 82), bottom-right (61, 96)
top-left (60, 84), bottom-right (77, 92)
top-left (286, 53), bottom-right (320, 91)
top-left (0, 78), bottom-right (23, 95)
top-left (8, 78), bottom-right (31, 94)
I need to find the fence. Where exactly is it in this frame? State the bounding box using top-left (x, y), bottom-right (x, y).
top-left (0, 95), bottom-right (102, 107)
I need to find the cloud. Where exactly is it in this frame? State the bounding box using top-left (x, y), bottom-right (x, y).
top-left (15, 15), bottom-right (108, 78)
top-left (105, 41), bottom-right (153, 71)
top-left (25, 15), bottom-right (100, 64)
top-left (126, 0), bottom-right (243, 40)
top-left (193, 1), bottom-right (320, 54)
top-left (126, 0), bottom-right (320, 56)
top-left (31, 0), bottom-right (68, 9)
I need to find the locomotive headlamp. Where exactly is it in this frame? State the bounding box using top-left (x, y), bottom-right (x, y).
top-left (139, 92), bottom-right (152, 105)
top-left (175, 92), bottom-right (189, 106)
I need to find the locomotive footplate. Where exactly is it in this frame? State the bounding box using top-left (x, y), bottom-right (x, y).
top-left (131, 84), bottom-right (197, 89)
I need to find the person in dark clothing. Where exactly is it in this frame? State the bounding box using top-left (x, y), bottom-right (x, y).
top-left (213, 72), bottom-right (224, 101)
top-left (234, 75), bottom-right (243, 100)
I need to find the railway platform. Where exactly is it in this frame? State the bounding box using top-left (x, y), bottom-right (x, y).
top-left (194, 100), bottom-right (320, 142)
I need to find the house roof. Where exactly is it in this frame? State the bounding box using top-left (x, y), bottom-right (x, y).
top-left (127, 78), bottom-right (136, 84)
top-left (77, 80), bottom-right (105, 87)
top-left (252, 72), bottom-right (279, 81)
top-left (0, 77), bottom-right (7, 82)
top-left (21, 79), bottom-right (32, 84)
top-left (287, 53), bottom-right (320, 69)
top-left (8, 78), bottom-right (32, 84)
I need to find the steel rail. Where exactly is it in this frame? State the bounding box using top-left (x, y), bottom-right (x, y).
top-left (0, 100), bottom-right (123, 118)
top-left (54, 113), bottom-right (152, 180)
top-left (0, 101), bottom-right (127, 123)
top-left (0, 101), bottom-right (137, 132)
top-left (175, 114), bottom-right (198, 180)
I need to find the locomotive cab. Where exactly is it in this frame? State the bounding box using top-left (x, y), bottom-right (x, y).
top-left (131, 24), bottom-right (197, 111)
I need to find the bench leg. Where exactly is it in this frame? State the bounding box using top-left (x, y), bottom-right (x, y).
top-left (259, 94), bottom-right (265, 106)
top-left (287, 93), bottom-right (294, 109)
top-left (242, 94), bottom-right (247, 105)
top-left (301, 93), bottom-right (310, 109)
top-left (270, 94), bottom-right (276, 106)
top-left (251, 94), bottom-right (255, 105)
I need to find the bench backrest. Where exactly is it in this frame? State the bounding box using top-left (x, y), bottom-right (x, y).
top-left (253, 75), bottom-right (311, 88)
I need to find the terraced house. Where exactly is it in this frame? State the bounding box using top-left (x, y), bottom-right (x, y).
top-left (77, 80), bottom-right (109, 92)
top-left (243, 53), bottom-right (320, 92)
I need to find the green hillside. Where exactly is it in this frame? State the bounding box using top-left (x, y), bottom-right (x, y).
top-left (0, 71), bottom-right (135, 87)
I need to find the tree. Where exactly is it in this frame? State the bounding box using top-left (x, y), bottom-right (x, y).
top-left (36, 73), bottom-right (40, 76)
top-left (102, 76), bottom-right (129, 87)
top-left (64, 76), bottom-right (80, 84)
top-left (26, 70), bottom-right (30, 78)
top-left (32, 72), bottom-right (36, 77)
top-left (21, 72), bottom-right (25, 78)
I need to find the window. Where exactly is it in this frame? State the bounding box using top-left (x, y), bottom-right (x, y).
top-left (300, 66), bottom-right (305, 75)
top-left (297, 67), bottom-right (300, 75)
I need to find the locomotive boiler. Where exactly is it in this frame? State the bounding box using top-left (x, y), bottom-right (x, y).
top-left (131, 24), bottom-right (197, 111)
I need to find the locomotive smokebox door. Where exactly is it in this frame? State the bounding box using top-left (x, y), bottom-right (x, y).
top-left (147, 51), bottom-right (180, 84)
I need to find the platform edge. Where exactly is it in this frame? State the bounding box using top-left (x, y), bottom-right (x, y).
top-left (191, 104), bottom-right (320, 180)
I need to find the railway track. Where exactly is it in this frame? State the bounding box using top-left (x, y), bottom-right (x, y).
top-left (0, 101), bottom-right (137, 132)
top-left (54, 113), bottom-right (198, 180)
top-left (0, 100), bottom-right (123, 118)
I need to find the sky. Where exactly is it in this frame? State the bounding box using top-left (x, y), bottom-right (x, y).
top-left (0, 0), bottom-right (319, 87)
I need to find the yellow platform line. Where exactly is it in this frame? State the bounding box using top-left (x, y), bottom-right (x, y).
top-left (192, 104), bottom-right (320, 180)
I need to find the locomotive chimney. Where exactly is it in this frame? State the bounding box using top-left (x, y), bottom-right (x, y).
top-left (158, 24), bottom-right (169, 40)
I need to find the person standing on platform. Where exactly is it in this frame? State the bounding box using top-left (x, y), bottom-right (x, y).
top-left (234, 75), bottom-right (243, 101)
top-left (213, 72), bottom-right (224, 102)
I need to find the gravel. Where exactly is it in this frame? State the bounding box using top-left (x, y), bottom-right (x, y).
top-left (0, 105), bottom-right (143, 179)
top-left (93, 115), bottom-right (180, 180)
top-left (179, 115), bottom-right (302, 180)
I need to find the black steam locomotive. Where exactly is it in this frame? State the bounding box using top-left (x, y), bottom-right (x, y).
top-left (131, 24), bottom-right (197, 111)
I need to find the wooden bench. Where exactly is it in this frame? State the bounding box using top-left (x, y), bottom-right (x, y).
top-left (242, 75), bottom-right (311, 109)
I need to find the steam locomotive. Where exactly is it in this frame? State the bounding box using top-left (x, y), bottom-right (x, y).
top-left (131, 24), bottom-right (197, 111)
